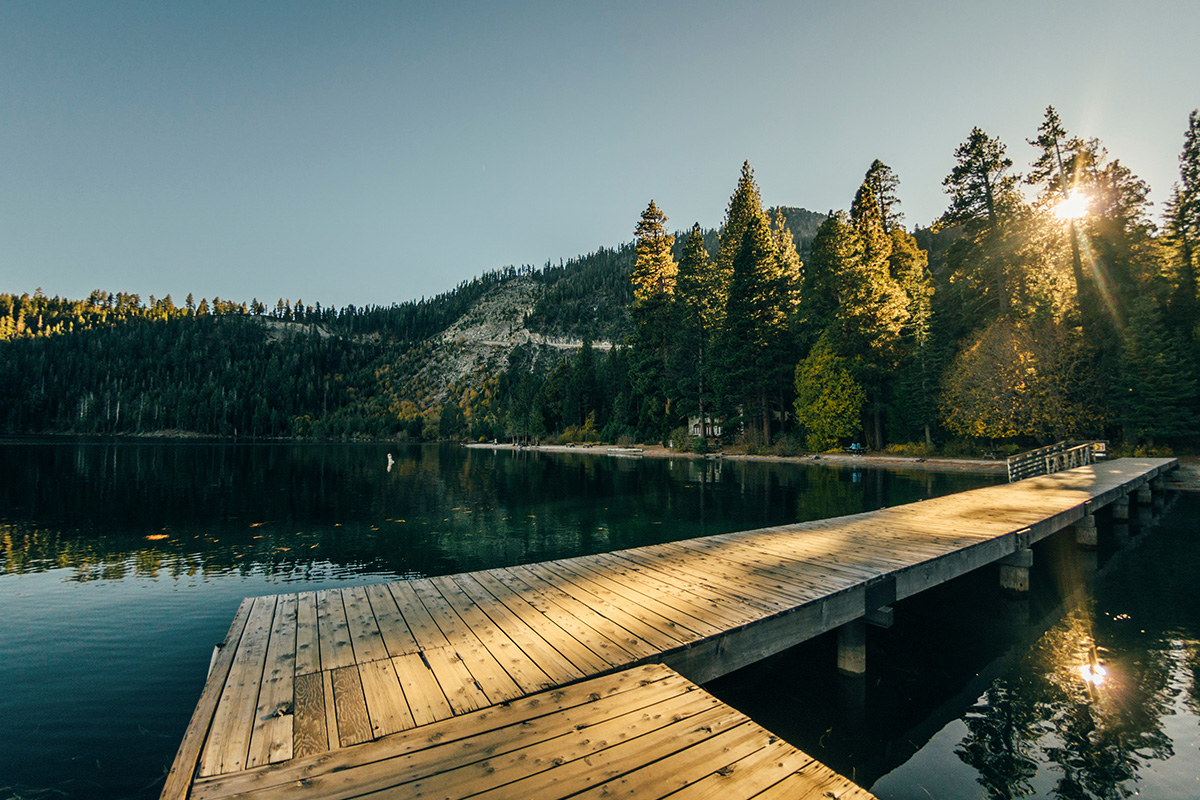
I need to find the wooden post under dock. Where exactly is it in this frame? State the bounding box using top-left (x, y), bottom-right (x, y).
top-left (161, 458), bottom-right (1175, 800)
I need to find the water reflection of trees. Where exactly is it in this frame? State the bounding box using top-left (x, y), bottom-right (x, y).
top-left (0, 442), bottom-right (995, 583)
top-left (956, 599), bottom-right (1182, 799)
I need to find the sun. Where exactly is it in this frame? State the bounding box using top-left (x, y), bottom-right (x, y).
top-left (1055, 190), bottom-right (1091, 220)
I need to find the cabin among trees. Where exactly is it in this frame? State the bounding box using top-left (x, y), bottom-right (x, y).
top-left (2, 107), bottom-right (1199, 453)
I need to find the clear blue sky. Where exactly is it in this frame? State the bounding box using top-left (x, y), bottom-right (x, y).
top-left (3, 0), bottom-right (1197, 309)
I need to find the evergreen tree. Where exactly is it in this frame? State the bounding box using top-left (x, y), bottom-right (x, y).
top-left (712, 211), bottom-right (785, 442)
top-left (939, 127), bottom-right (1024, 320)
top-left (888, 228), bottom-right (937, 444)
top-left (1027, 107), bottom-right (1094, 331)
top-left (943, 127), bottom-right (1020, 227)
top-left (631, 200), bottom-right (677, 301)
top-left (671, 224), bottom-right (716, 435)
top-left (629, 200), bottom-right (679, 442)
top-left (713, 161), bottom-right (765, 317)
top-left (793, 213), bottom-right (843, 354)
top-left (794, 331), bottom-right (866, 451)
top-left (1165, 110), bottom-right (1200, 340)
top-left (1115, 297), bottom-right (1197, 443)
top-left (863, 159), bottom-right (904, 231)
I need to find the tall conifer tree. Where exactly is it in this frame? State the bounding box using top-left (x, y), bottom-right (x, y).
top-left (672, 224), bottom-right (716, 436)
top-left (714, 161), bottom-right (765, 318)
top-left (629, 200), bottom-right (678, 442)
top-left (713, 211), bottom-right (785, 442)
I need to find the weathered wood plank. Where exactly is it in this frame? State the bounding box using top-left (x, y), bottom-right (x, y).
top-left (321, 671), bottom-right (338, 754)
top-left (191, 664), bottom-right (683, 800)
top-left (364, 582), bottom-right (421, 656)
top-left (415, 577), bottom-right (554, 694)
top-left (560, 556), bottom-right (730, 638)
top-left (357, 657), bottom-right (415, 737)
top-left (197, 595), bottom-right (277, 777)
top-left (315, 589), bottom-right (355, 671)
top-left (330, 665), bottom-right (372, 747)
top-left (461, 707), bottom-right (752, 800)
top-left (293, 591), bottom-right (320, 675)
top-left (290, 671), bottom-right (327, 759)
top-left (450, 572), bottom-right (600, 679)
top-left (385, 580), bottom-right (451, 651)
top-left (246, 593), bottom-right (298, 767)
top-left (661, 738), bottom-right (814, 800)
top-left (566, 722), bottom-right (774, 800)
top-left (421, 646), bottom-right (491, 714)
top-left (524, 560), bottom-right (691, 651)
top-left (391, 652), bottom-right (454, 726)
top-left (501, 564), bottom-right (658, 661)
top-left (341, 585), bottom-right (389, 663)
top-left (471, 568), bottom-right (622, 671)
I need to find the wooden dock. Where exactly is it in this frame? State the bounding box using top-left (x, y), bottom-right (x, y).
top-left (162, 457), bottom-right (1175, 800)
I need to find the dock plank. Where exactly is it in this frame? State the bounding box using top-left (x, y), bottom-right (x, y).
top-left (500, 564), bottom-right (657, 660)
top-left (315, 589), bottom-right (355, 671)
top-left (246, 593), bottom-right (298, 767)
top-left (290, 671), bottom-right (327, 759)
top-left (341, 585), bottom-right (389, 663)
top-left (469, 569), bottom-right (619, 671)
top-left (391, 651), bottom-right (453, 726)
top-left (329, 665), bottom-right (372, 747)
top-left (293, 592), bottom-right (320, 675)
top-left (452, 572), bottom-right (606, 677)
top-left (421, 576), bottom-right (557, 693)
top-left (363, 583), bottom-right (421, 656)
top-left (357, 657), bottom-right (415, 737)
top-left (197, 595), bottom-right (276, 777)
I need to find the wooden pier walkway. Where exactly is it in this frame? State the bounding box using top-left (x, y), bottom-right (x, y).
top-left (162, 457), bottom-right (1175, 800)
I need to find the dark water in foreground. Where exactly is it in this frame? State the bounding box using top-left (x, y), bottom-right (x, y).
top-left (0, 441), bottom-right (1195, 800)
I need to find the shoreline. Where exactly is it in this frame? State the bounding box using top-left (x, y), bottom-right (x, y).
top-left (464, 441), bottom-right (1009, 474)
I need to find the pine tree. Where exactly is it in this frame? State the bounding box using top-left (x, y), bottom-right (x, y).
top-left (942, 127), bottom-right (1020, 227)
top-left (713, 161), bottom-right (765, 317)
top-left (631, 200), bottom-right (677, 302)
top-left (712, 211), bottom-right (786, 442)
top-left (1164, 110), bottom-right (1200, 340)
top-left (939, 127), bottom-right (1024, 320)
top-left (629, 200), bottom-right (679, 443)
top-left (1116, 297), bottom-right (1197, 443)
top-left (1027, 107), bottom-right (1095, 332)
top-left (889, 228), bottom-right (937, 444)
top-left (671, 224), bottom-right (716, 435)
top-left (863, 159), bottom-right (904, 231)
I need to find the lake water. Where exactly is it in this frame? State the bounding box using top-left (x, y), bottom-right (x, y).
top-left (0, 441), bottom-right (1195, 800)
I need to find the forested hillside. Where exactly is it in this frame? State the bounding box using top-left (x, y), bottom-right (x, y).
top-left (3, 107), bottom-right (1199, 452)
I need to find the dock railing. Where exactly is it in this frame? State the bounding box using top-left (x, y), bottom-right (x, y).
top-left (1007, 440), bottom-right (1107, 482)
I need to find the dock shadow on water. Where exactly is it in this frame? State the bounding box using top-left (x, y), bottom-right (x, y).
top-left (707, 491), bottom-right (1200, 800)
top-left (0, 440), bottom-right (1194, 799)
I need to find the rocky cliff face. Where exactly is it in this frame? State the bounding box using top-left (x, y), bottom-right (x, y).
top-left (399, 276), bottom-right (613, 407)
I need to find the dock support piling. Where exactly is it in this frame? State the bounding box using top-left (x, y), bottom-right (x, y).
top-left (837, 619), bottom-right (867, 676)
top-left (1112, 494), bottom-right (1130, 520)
top-left (998, 548), bottom-right (1033, 594)
top-left (1137, 485), bottom-right (1153, 505)
top-left (1073, 513), bottom-right (1098, 550)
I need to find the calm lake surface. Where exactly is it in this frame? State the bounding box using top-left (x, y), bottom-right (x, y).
top-left (0, 441), bottom-right (1195, 800)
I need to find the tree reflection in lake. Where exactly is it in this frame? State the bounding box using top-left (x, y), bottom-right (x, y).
top-left (0, 440), bottom-right (989, 583)
top-left (861, 492), bottom-right (1200, 800)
